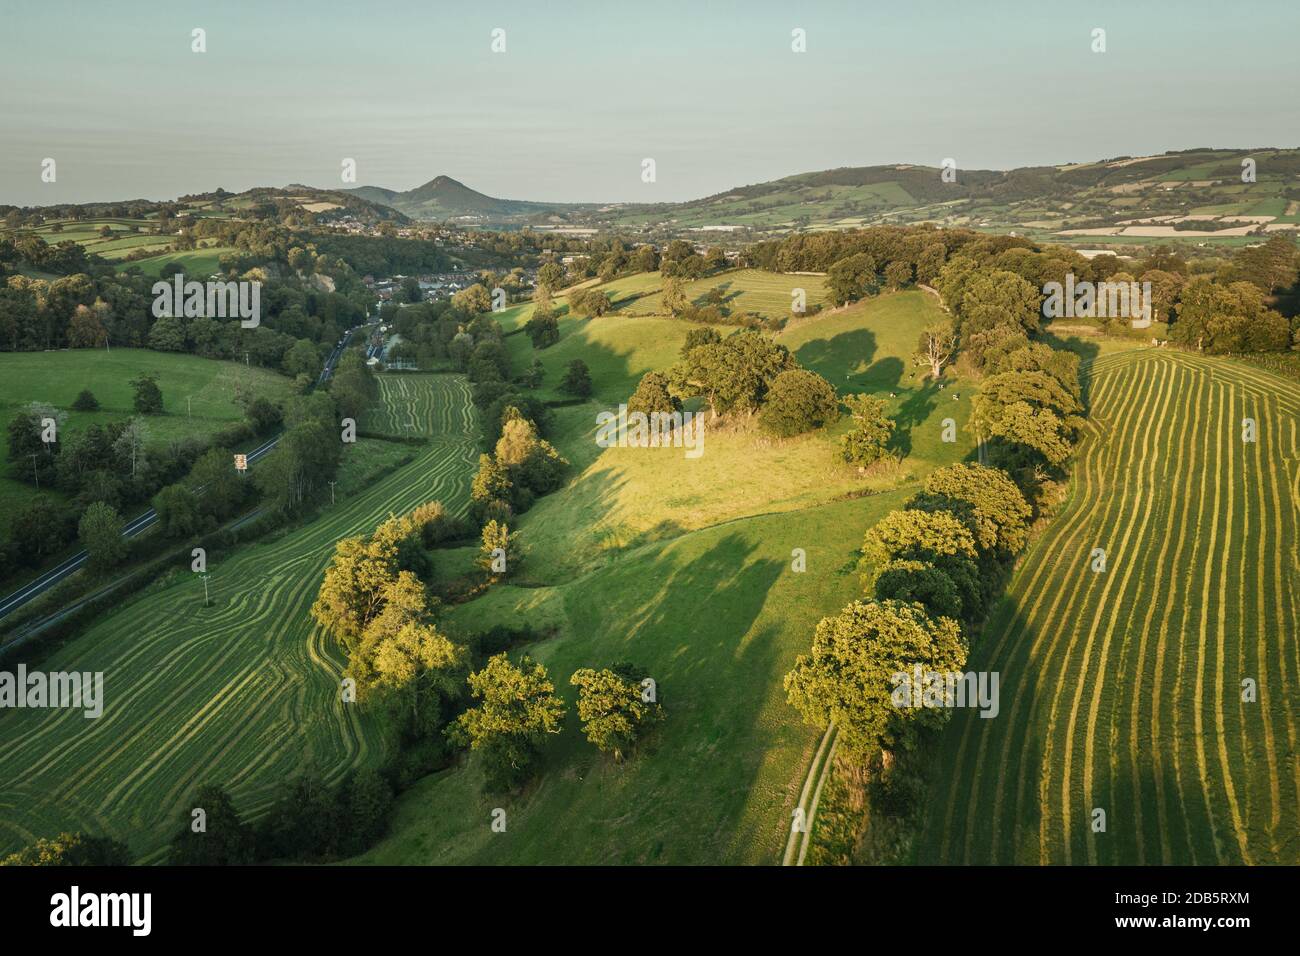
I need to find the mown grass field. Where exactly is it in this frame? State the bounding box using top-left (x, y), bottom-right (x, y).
top-left (0, 374), bottom-right (480, 860)
top-left (0, 349), bottom-right (294, 532)
top-left (919, 349), bottom-right (1300, 865)
top-left (363, 373), bottom-right (449, 437)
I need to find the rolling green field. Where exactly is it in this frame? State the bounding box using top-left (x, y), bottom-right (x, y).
top-left (354, 289), bottom-right (975, 864)
top-left (0, 349), bottom-right (295, 532)
top-left (603, 268), bottom-right (831, 320)
top-left (20, 218), bottom-right (173, 261)
top-left (357, 489), bottom-right (912, 865)
top-left (919, 349), bottom-right (1300, 865)
top-left (496, 268), bottom-right (830, 345)
top-left (118, 247), bottom-right (237, 278)
top-left (507, 314), bottom-right (694, 406)
top-left (507, 291), bottom-right (971, 581)
top-left (17, 218), bottom-right (235, 274)
top-left (0, 374), bottom-right (479, 860)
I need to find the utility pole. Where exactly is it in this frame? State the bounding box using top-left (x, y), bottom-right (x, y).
top-left (30, 453), bottom-right (39, 491)
top-left (329, 480), bottom-right (337, 505)
top-left (244, 351), bottom-right (250, 368)
top-left (187, 395), bottom-right (191, 419)
top-left (201, 573), bottom-right (210, 607)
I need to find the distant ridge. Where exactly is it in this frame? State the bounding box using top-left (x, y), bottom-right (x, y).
top-left (337, 147), bottom-right (1300, 235)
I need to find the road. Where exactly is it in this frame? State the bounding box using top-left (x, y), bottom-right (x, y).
top-left (0, 326), bottom-right (359, 621)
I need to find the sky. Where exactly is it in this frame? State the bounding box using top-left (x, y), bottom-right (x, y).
top-left (2, 0), bottom-right (1298, 206)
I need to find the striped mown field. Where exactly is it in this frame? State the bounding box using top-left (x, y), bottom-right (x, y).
top-left (0, 375), bottom-right (478, 861)
top-left (919, 350), bottom-right (1300, 865)
top-left (363, 373), bottom-right (448, 438)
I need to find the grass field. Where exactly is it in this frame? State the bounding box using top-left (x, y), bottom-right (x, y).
top-left (355, 488), bottom-right (912, 865)
top-left (0, 349), bottom-right (295, 532)
top-left (352, 287), bottom-right (975, 864)
top-left (602, 268), bottom-right (830, 321)
top-left (918, 349), bottom-right (1300, 865)
top-left (506, 314), bottom-right (694, 406)
top-left (118, 247), bottom-right (237, 278)
top-left (0, 374), bottom-right (480, 860)
top-left (362, 374), bottom-right (449, 437)
top-left (501, 289), bottom-right (969, 580)
top-left (16, 218), bottom-right (234, 274)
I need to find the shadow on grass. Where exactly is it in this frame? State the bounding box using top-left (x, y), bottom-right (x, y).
top-left (494, 528), bottom-right (791, 864)
top-left (887, 381), bottom-right (940, 458)
top-left (795, 328), bottom-right (877, 387)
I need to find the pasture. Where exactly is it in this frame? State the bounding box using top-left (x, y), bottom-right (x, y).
top-left (0, 374), bottom-right (479, 860)
top-left (503, 289), bottom-right (971, 579)
top-left (0, 349), bottom-right (294, 533)
top-left (355, 289), bottom-right (975, 864)
top-left (356, 488), bottom-right (912, 865)
top-left (918, 350), bottom-right (1300, 865)
top-left (118, 247), bottom-right (237, 278)
top-left (603, 268), bottom-right (830, 321)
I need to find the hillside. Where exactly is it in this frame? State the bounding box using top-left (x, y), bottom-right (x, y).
top-left (0, 349), bottom-right (294, 534)
top-left (0, 375), bottom-right (480, 861)
top-left (918, 349), bottom-right (1300, 865)
top-left (353, 287), bottom-right (975, 864)
top-left (606, 147), bottom-right (1300, 244)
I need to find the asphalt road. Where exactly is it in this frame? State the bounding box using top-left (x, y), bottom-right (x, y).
top-left (0, 326), bottom-right (358, 621)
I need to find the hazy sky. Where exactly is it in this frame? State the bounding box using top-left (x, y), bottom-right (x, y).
top-left (2, 0), bottom-right (1298, 206)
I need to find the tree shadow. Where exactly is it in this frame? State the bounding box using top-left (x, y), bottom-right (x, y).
top-left (693, 279), bottom-right (743, 310)
top-left (795, 328), bottom-right (877, 387)
top-left (862, 356), bottom-right (904, 393)
top-left (464, 526), bottom-right (791, 864)
top-left (888, 381), bottom-right (939, 457)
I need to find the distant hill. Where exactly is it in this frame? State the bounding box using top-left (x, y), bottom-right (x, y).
top-left (340, 149), bottom-right (1300, 247)
top-left (15, 148), bottom-right (1297, 246)
top-left (343, 175), bottom-right (588, 222)
top-left (603, 147), bottom-right (1300, 241)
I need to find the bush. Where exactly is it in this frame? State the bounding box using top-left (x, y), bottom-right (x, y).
top-left (71, 389), bottom-right (99, 411)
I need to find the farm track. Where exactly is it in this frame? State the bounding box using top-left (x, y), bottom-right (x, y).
top-left (919, 350), bottom-right (1300, 865)
top-left (0, 375), bottom-right (478, 859)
